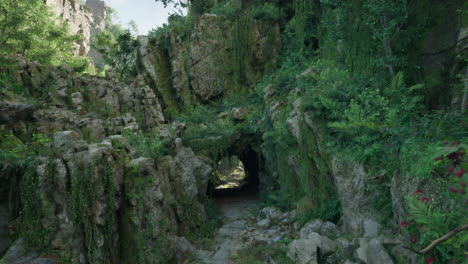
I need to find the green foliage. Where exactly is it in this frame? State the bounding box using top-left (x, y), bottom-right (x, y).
top-left (0, 0), bottom-right (91, 71)
top-left (231, 240), bottom-right (293, 264)
top-left (168, 13), bottom-right (194, 40)
top-left (210, 1), bottom-right (242, 17)
top-left (148, 24), bottom-right (171, 49)
top-left (68, 163), bottom-right (116, 262)
top-left (0, 129), bottom-right (52, 250)
top-left (297, 198), bottom-right (342, 225)
top-left (0, 59), bottom-right (28, 98)
top-left (175, 104), bottom-right (218, 124)
top-left (123, 131), bottom-right (168, 160)
top-left (82, 99), bottom-right (116, 118)
top-left (186, 198), bottom-right (223, 248)
top-left (121, 164), bottom-right (172, 264)
top-left (95, 29), bottom-right (139, 81)
top-left (0, 130), bottom-right (50, 173)
top-left (251, 3), bottom-right (285, 22)
top-left (404, 191), bottom-right (467, 262)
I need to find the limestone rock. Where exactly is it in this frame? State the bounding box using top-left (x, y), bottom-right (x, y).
top-left (288, 232), bottom-right (338, 264)
top-left (140, 13), bottom-right (281, 107)
top-left (45, 0), bottom-right (94, 56)
top-left (231, 107), bottom-right (247, 121)
top-left (363, 218), bottom-right (381, 238)
top-left (170, 236), bottom-right (196, 264)
top-left (71, 92), bottom-right (84, 109)
top-left (356, 238), bottom-right (394, 264)
top-left (257, 218), bottom-right (271, 229)
top-left (1, 238), bottom-right (39, 264)
top-left (331, 158), bottom-right (379, 236)
top-left (53, 130), bottom-right (88, 154)
top-left (173, 138), bottom-right (212, 201)
top-left (86, 0), bottom-right (107, 66)
top-left (300, 219), bottom-right (324, 238)
top-left (319, 221), bottom-right (341, 239)
top-left (0, 101), bottom-right (35, 125)
top-left (262, 207), bottom-right (282, 221)
top-left (288, 238), bottom-right (319, 264)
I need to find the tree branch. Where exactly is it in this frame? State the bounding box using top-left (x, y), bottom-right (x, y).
top-left (403, 223), bottom-right (468, 255)
top-left (462, 66), bottom-right (467, 113)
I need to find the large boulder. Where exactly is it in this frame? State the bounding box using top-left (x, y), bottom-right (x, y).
top-left (356, 238), bottom-right (394, 264)
top-left (0, 101), bottom-right (34, 125)
top-left (331, 158), bottom-right (380, 237)
top-left (287, 232), bottom-right (338, 264)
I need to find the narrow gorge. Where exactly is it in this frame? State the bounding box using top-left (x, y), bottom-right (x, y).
top-left (0, 0), bottom-right (466, 264)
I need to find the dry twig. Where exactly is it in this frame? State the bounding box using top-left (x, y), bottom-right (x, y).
top-left (403, 223), bottom-right (468, 255)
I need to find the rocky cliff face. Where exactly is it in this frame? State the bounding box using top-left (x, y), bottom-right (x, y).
top-left (45, 0), bottom-right (106, 63)
top-left (138, 13), bottom-right (281, 109)
top-left (0, 56), bottom-right (210, 264)
top-left (45, 0), bottom-right (94, 56)
top-left (1, 1), bottom-right (466, 263)
top-left (85, 0), bottom-right (107, 67)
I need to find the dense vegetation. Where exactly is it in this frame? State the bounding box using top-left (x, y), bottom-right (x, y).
top-left (147, 0), bottom-right (467, 262)
top-left (0, 0), bottom-right (91, 71)
top-left (0, 0), bottom-right (466, 263)
top-left (93, 7), bottom-right (140, 81)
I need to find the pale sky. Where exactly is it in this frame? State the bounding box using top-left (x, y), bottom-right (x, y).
top-left (101, 0), bottom-right (185, 34)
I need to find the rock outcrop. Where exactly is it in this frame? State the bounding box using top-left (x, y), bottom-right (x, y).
top-left (45, 0), bottom-right (107, 62)
top-left (138, 13), bottom-right (281, 107)
top-left (0, 56), bottom-right (211, 263)
top-left (85, 0), bottom-right (107, 66)
top-left (45, 0), bottom-right (94, 56)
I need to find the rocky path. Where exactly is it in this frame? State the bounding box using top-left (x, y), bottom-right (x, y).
top-left (196, 193), bottom-right (260, 264)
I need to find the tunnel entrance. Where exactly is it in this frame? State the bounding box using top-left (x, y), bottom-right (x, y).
top-left (212, 156), bottom-right (247, 190)
top-left (207, 148), bottom-right (261, 198)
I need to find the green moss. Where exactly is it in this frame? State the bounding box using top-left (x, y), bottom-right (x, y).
top-left (152, 43), bottom-right (180, 118)
top-left (67, 161), bottom-right (118, 263)
top-left (121, 164), bottom-right (172, 264)
top-left (82, 99), bottom-right (117, 118)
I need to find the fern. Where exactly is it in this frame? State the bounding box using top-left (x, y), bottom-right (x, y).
top-left (407, 196), bottom-right (449, 234)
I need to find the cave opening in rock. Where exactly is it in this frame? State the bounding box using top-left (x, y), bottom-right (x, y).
top-left (212, 156), bottom-right (246, 190)
top-left (208, 148), bottom-right (261, 197)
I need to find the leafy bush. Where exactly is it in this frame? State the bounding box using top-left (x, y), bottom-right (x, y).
top-left (168, 13), bottom-right (194, 40)
top-left (251, 3), bottom-right (284, 22)
top-left (123, 131), bottom-right (168, 160)
top-left (0, 0), bottom-right (91, 71)
top-left (95, 29), bottom-right (139, 82)
top-left (210, 2), bottom-right (242, 17)
top-left (148, 24), bottom-right (171, 49)
top-left (175, 104), bottom-right (218, 124)
top-left (0, 60), bottom-right (27, 98)
top-left (296, 198), bottom-right (342, 225)
top-left (401, 143), bottom-right (467, 263)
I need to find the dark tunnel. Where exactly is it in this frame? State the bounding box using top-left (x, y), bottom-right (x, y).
top-left (207, 148), bottom-right (262, 198)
